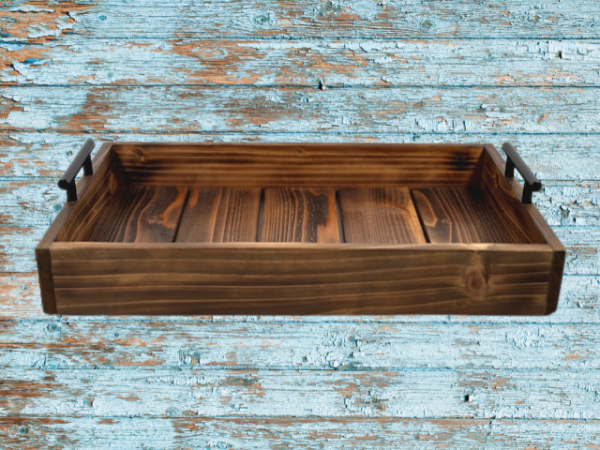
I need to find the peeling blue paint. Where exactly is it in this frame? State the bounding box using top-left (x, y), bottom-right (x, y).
top-left (1, 0), bottom-right (600, 447)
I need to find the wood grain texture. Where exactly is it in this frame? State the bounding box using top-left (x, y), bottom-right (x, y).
top-left (112, 143), bottom-right (482, 187)
top-left (5, 39), bottom-right (600, 87)
top-left (3, 318), bottom-right (600, 370)
top-left (57, 185), bottom-right (188, 243)
top-left (35, 143), bottom-right (113, 313)
top-left (2, 368), bottom-right (600, 419)
top-left (412, 187), bottom-right (539, 244)
top-left (52, 146), bottom-right (119, 243)
top-left (38, 142), bottom-right (560, 315)
top-left (3, 86), bottom-right (600, 134)
top-left (2, 417), bottom-right (599, 450)
top-left (1, 273), bottom-right (597, 323)
top-left (3, 1), bottom-right (600, 41)
top-left (260, 188), bottom-right (340, 243)
top-left (482, 144), bottom-right (566, 314)
top-left (338, 188), bottom-right (426, 244)
top-left (478, 148), bottom-right (548, 245)
top-left (84, 186), bottom-right (187, 243)
top-left (48, 244), bottom-right (552, 315)
top-left (176, 188), bottom-right (261, 243)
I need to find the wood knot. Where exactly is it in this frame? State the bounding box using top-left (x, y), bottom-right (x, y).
top-left (464, 265), bottom-right (487, 296)
top-left (132, 147), bottom-right (146, 163)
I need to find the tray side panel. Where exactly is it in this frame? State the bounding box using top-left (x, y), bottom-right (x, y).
top-left (176, 188), bottom-right (262, 242)
top-left (411, 187), bottom-right (535, 244)
top-left (483, 144), bottom-right (566, 314)
top-left (55, 149), bottom-right (120, 242)
top-left (477, 149), bottom-right (547, 244)
top-left (49, 244), bottom-right (553, 316)
top-left (36, 143), bottom-right (114, 313)
top-left (338, 188), bottom-right (426, 244)
top-left (111, 143), bottom-right (484, 188)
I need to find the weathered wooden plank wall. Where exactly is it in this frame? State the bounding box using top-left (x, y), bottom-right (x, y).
top-left (1, 0), bottom-right (599, 448)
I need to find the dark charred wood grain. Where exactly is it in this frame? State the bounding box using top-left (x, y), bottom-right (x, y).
top-left (176, 188), bottom-right (261, 242)
top-left (260, 188), bottom-right (340, 243)
top-left (338, 188), bottom-right (426, 244)
top-left (111, 143), bottom-right (483, 188)
top-left (64, 186), bottom-right (188, 243)
top-left (49, 243), bottom-right (552, 315)
top-left (412, 187), bottom-right (538, 244)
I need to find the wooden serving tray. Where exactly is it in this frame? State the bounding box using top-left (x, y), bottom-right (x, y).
top-left (36, 142), bottom-right (564, 316)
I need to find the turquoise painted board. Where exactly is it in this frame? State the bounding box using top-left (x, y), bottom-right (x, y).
top-left (1, 0), bottom-right (600, 447)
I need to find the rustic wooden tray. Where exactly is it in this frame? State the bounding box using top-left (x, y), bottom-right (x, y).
top-left (36, 141), bottom-right (564, 316)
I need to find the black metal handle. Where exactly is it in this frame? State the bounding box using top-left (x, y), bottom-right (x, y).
top-left (501, 143), bottom-right (541, 204)
top-left (58, 139), bottom-right (95, 202)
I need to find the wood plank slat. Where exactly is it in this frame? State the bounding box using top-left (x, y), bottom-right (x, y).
top-left (2, 368), bottom-right (600, 419)
top-left (3, 1), bottom-right (600, 42)
top-left (10, 225), bottom-right (597, 276)
top-left (78, 186), bottom-right (188, 243)
top-left (260, 188), bottom-right (340, 243)
top-left (1, 417), bottom-right (600, 449)
top-left (3, 319), bottom-right (600, 371)
top-left (412, 187), bottom-right (537, 244)
top-left (4, 39), bottom-right (600, 88)
top-left (3, 86), bottom-right (599, 135)
top-left (338, 187), bottom-right (426, 244)
top-left (176, 188), bottom-right (261, 242)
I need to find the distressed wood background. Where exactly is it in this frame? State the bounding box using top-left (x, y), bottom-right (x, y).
top-left (1, 0), bottom-right (600, 447)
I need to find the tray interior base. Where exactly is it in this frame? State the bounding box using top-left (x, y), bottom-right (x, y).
top-left (59, 185), bottom-right (543, 245)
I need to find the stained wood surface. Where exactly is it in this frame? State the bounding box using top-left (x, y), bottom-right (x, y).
top-left (2, 0), bottom-right (600, 445)
top-left (176, 188), bottom-right (261, 243)
top-left (2, 273), bottom-right (598, 323)
top-left (49, 244), bottom-right (551, 315)
top-left (412, 187), bottom-right (537, 244)
top-left (110, 143), bottom-right (483, 187)
top-left (59, 185), bottom-right (188, 243)
top-left (260, 188), bottom-right (340, 243)
top-left (339, 188), bottom-right (426, 244)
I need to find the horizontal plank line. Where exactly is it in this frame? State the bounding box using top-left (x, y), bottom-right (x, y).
top-left (1, 176), bottom-right (598, 183)
top-left (5, 36), bottom-right (600, 42)
top-left (2, 319), bottom-right (599, 326)
top-left (12, 38), bottom-right (600, 45)
top-left (6, 131), bottom-right (600, 136)
top-left (6, 85), bottom-right (600, 90)
top-left (1, 415), bottom-right (599, 422)
top-left (5, 84), bottom-right (600, 89)
top-left (0, 415), bottom-right (598, 422)
top-left (4, 223), bottom-right (599, 230)
top-left (1, 415), bottom-right (598, 424)
top-left (2, 358), bottom-right (600, 373)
